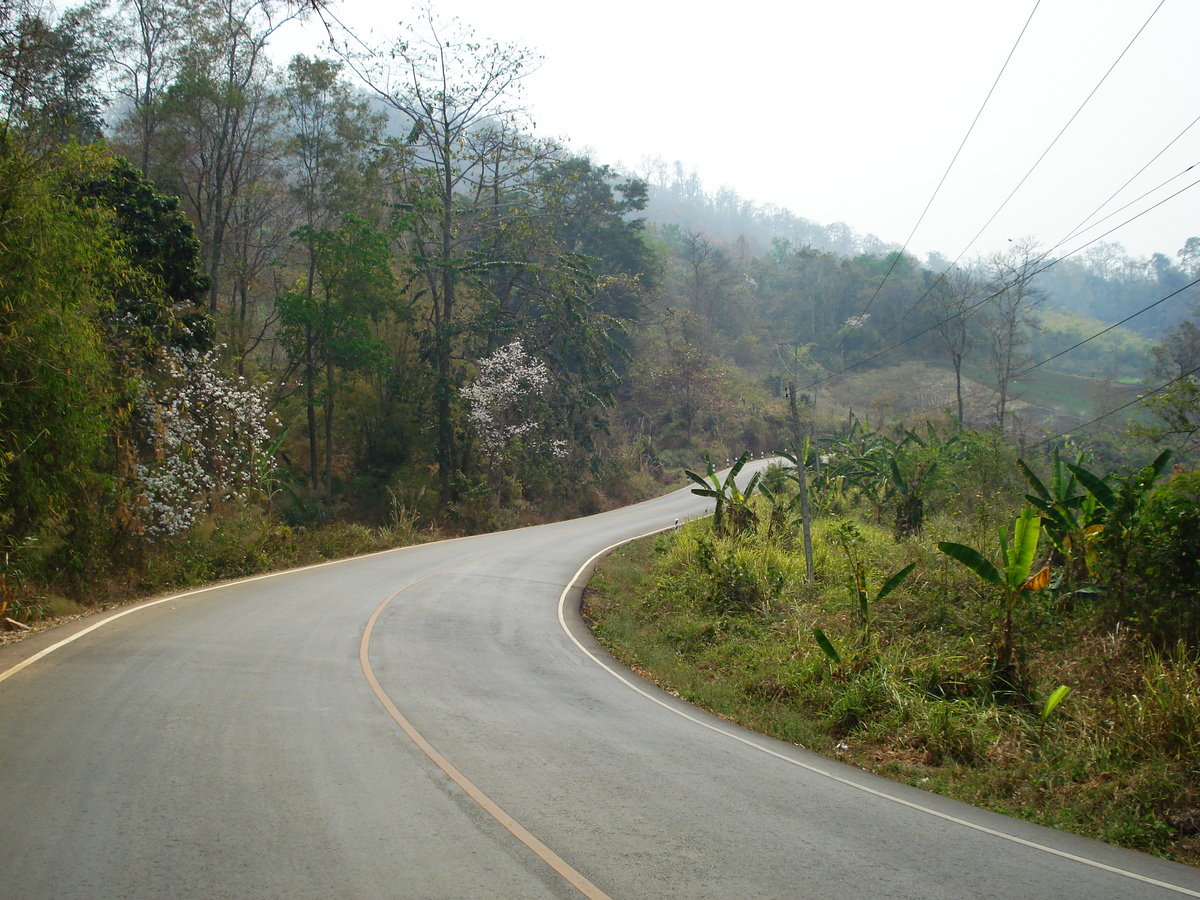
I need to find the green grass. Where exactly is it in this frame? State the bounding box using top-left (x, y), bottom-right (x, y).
top-left (584, 515), bottom-right (1200, 866)
top-left (961, 364), bottom-right (1147, 421)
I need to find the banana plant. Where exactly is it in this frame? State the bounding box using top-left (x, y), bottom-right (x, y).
top-left (685, 452), bottom-right (762, 535)
top-left (812, 560), bottom-right (914, 664)
top-left (1018, 449), bottom-right (1103, 587)
top-left (1068, 449), bottom-right (1173, 611)
top-left (938, 508), bottom-right (1051, 676)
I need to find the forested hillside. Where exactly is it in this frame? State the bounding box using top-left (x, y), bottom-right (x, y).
top-left (2, 0), bottom-right (1198, 625)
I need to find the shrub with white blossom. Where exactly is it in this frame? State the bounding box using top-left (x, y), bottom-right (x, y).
top-left (133, 348), bottom-right (277, 538)
top-left (460, 340), bottom-right (566, 465)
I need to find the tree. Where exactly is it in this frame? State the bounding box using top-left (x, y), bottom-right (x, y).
top-left (0, 1), bottom-right (105, 145)
top-left (281, 54), bottom-right (383, 234)
top-left (132, 346), bottom-right (276, 537)
top-left (71, 153), bottom-right (214, 360)
top-left (1178, 236), bottom-right (1200, 281)
top-left (152, 0), bottom-right (304, 316)
top-left (276, 215), bottom-right (395, 496)
top-left (985, 238), bottom-right (1046, 430)
top-left (926, 263), bottom-right (983, 428)
top-left (278, 54), bottom-right (385, 483)
top-left (99, 0), bottom-right (192, 175)
top-left (460, 339), bottom-right (564, 499)
top-left (0, 138), bottom-right (120, 569)
top-left (345, 8), bottom-right (540, 501)
top-left (1131, 320), bottom-right (1200, 454)
top-left (531, 156), bottom-right (656, 308)
top-left (678, 229), bottom-right (738, 349)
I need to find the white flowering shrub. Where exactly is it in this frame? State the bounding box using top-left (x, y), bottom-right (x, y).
top-left (133, 348), bottom-right (277, 538)
top-left (460, 340), bottom-right (566, 465)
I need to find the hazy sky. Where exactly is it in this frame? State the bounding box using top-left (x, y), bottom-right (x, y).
top-left (277, 0), bottom-right (1199, 263)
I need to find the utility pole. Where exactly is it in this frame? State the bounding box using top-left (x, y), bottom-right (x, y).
top-left (787, 381), bottom-right (815, 583)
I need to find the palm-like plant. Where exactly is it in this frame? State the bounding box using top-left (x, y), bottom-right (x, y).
top-left (685, 452), bottom-right (762, 535)
top-left (1018, 449), bottom-right (1103, 588)
top-left (938, 509), bottom-right (1051, 688)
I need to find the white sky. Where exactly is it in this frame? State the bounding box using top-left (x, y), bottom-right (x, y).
top-left (275, 0), bottom-right (1200, 263)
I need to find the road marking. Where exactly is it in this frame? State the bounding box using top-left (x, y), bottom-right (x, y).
top-left (359, 553), bottom-right (614, 900)
top-left (557, 531), bottom-right (1200, 900)
top-left (1, 524), bottom-right (616, 897)
top-left (0, 539), bottom-right (442, 686)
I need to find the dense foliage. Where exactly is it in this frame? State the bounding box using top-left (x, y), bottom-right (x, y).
top-left (587, 434), bottom-right (1200, 862)
top-left (1, 1), bottom-right (1197, 642)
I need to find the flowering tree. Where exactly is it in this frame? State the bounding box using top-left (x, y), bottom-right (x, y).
top-left (460, 340), bottom-right (566, 469)
top-left (133, 347), bottom-right (277, 538)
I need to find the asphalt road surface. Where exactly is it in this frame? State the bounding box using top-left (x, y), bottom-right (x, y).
top-left (2, 479), bottom-right (1199, 899)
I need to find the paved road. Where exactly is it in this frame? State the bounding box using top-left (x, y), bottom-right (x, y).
top-left (2, 480), bottom-right (1199, 899)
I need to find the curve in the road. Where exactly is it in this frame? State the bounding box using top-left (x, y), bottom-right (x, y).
top-left (554, 537), bottom-right (1200, 900)
top-left (4, 476), bottom-right (1200, 900)
top-left (358, 534), bottom-right (614, 900)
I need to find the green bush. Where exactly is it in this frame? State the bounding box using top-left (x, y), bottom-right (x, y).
top-left (1122, 470), bottom-right (1200, 643)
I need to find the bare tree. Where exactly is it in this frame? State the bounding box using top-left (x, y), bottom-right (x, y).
top-left (152, 0), bottom-right (308, 315)
top-left (101, 0), bottom-right (191, 175)
top-left (985, 238), bottom-right (1046, 430)
top-left (927, 262), bottom-right (984, 428)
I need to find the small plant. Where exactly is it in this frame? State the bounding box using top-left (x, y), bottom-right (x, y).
top-left (685, 452), bottom-right (762, 535)
top-left (938, 508), bottom-right (1050, 696)
top-left (694, 536), bottom-right (784, 615)
top-left (818, 521), bottom-right (914, 661)
top-left (1039, 684), bottom-right (1071, 738)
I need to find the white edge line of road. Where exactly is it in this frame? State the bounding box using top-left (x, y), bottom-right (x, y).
top-left (0, 537), bottom-right (447, 687)
top-left (557, 527), bottom-right (1200, 899)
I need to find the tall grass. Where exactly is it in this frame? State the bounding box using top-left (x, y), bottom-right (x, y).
top-left (585, 500), bottom-right (1200, 864)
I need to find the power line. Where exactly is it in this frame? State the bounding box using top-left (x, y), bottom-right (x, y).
top-left (866, 1), bottom-right (1169, 350)
top-left (796, 174), bottom-right (1200, 399)
top-left (1015, 277), bottom-right (1199, 375)
top-left (872, 158), bottom-right (1200, 358)
top-left (891, 275), bottom-right (1200, 424)
top-left (1031, 363), bottom-right (1200, 450)
top-left (840, 1), bottom-right (1042, 343)
top-left (1059, 113), bottom-right (1200, 248)
top-left (951, 0), bottom-right (1167, 263)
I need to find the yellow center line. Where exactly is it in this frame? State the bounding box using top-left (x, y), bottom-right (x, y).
top-left (359, 542), bottom-right (614, 900)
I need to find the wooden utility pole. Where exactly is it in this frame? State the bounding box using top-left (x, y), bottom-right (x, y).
top-left (787, 381), bottom-right (815, 583)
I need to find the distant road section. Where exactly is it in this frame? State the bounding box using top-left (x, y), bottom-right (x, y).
top-left (2, 476), bottom-right (1199, 899)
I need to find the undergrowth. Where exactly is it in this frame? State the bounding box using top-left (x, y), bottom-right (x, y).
top-left (583, 515), bottom-right (1200, 866)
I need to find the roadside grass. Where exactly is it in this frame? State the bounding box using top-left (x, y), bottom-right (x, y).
top-left (583, 516), bottom-right (1200, 866)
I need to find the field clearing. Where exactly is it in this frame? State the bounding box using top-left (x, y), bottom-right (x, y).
top-left (815, 361), bottom-right (1150, 434)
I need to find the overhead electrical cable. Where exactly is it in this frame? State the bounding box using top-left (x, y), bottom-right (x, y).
top-left (1052, 171), bottom-right (1200, 260)
top-left (874, 159), bottom-right (1200, 356)
top-left (838, 1), bottom-right (1042, 346)
top-left (892, 275), bottom-right (1200, 423)
top-left (796, 174), bottom-right (1200, 396)
top-left (1058, 112), bottom-right (1200, 248)
top-left (1014, 276), bottom-right (1198, 376)
top-left (865, 0), bottom-right (1169, 350)
top-left (946, 0), bottom-right (1167, 264)
top-left (1031, 363), bottom-right (1200, 450)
